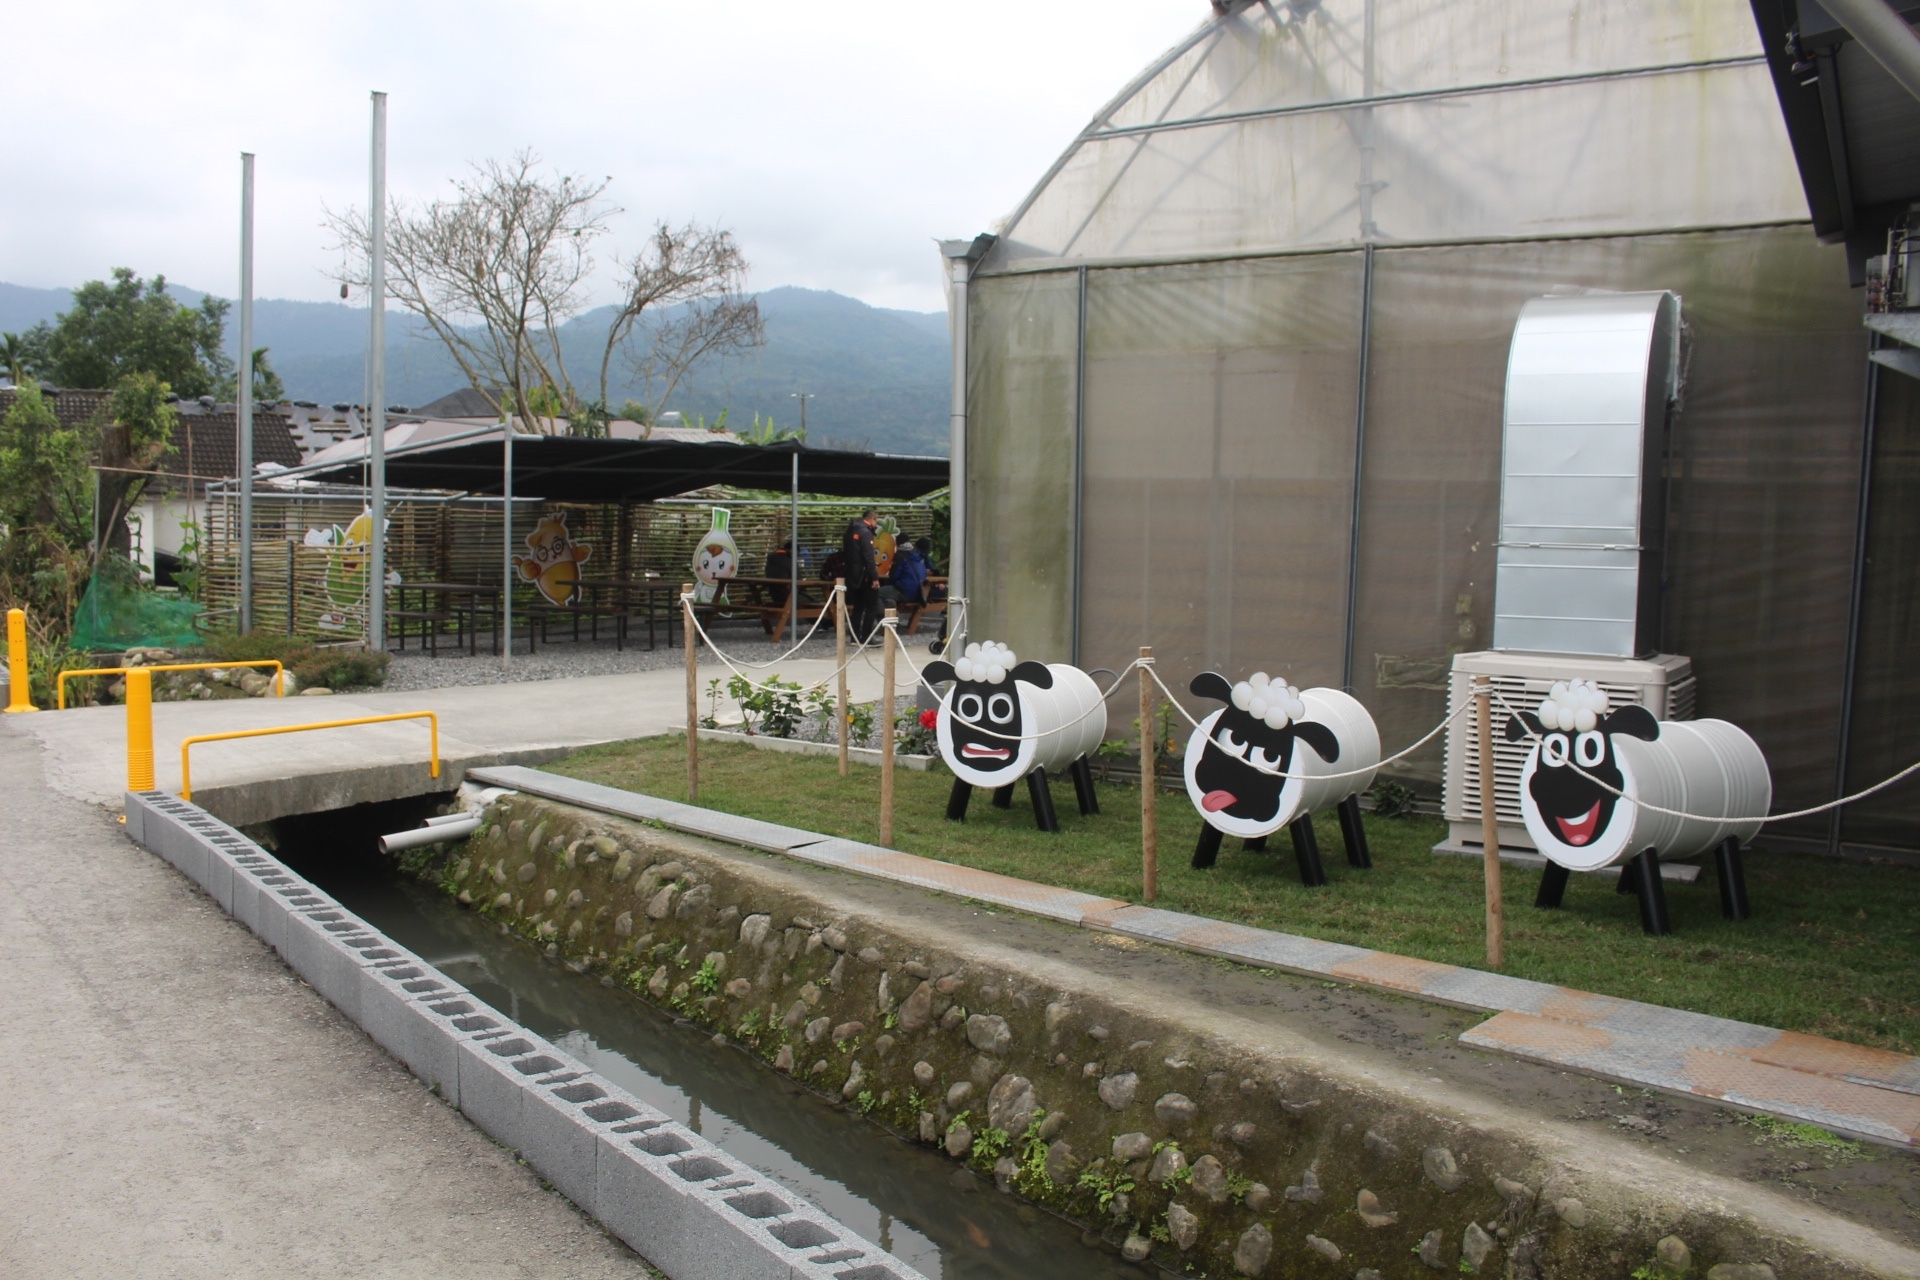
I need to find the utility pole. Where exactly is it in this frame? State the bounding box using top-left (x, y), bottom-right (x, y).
top-left (367, 91), bottom-right (388, 653)
top-left (790, 391), bottom-right (811, 441)
top-left (238, 151), bottom-right (255, 633)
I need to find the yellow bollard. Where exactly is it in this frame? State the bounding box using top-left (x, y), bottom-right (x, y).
top-left (5, 607), bottom-right (36, 713)
top-left (126, 668), bottom-right (155, 792)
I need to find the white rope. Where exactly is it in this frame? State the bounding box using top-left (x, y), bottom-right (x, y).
top-left (682, 581), bottom-right (838, 670)
top-left (1146, 664), bottom-right (1475, 781)
top-left (1487, 689), bottom-right (1920, 825)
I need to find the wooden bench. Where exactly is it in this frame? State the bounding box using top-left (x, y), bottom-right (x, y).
top-left (900, 577), bottom-right (949, 636)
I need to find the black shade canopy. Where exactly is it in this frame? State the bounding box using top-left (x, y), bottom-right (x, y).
top-left (304, 436), bottom-right (949, 503)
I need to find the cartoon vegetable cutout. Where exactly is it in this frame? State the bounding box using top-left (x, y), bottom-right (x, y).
top-left (872, 515), bottom-right (899, 578)
top-left (691, 507), bottom-right (740, 604)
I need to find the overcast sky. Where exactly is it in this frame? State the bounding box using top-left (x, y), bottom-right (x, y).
top-left (2, 3), bottom-right (1202, 314)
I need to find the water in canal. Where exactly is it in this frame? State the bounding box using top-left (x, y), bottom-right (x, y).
top-left (280, 809), bottom-right (1148, 1280)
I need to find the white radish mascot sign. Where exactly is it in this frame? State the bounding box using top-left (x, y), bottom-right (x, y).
top-left (1183, 671), bottom-right (1381, 886)
top-left (925, 641), bottom-right (1107, 832)
top-left (1505, 679), bottom-right (1771, 935)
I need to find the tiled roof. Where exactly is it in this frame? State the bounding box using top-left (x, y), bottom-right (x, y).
top-left (0, 387), bottom-right (303, 486)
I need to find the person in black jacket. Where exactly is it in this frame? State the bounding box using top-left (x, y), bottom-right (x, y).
top-left (841, 508), bottom-right (880, 641)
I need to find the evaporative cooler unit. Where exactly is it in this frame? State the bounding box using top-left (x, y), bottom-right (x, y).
top-left (1436, 291), bottom-right (1696, 861)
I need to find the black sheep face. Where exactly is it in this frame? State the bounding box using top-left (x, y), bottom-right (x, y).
top-left (924, 641), bottom-right (1054, 788)
top-left (1504, 679), bottom-right (1659, 870)
top-left (1182, 671), bottom-right (1339, 838)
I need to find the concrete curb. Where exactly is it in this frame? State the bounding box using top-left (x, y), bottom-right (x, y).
top-left (123, 789), bottom-right (927, 1280)
top-left (466, 765), bottom-right (1920, 1150)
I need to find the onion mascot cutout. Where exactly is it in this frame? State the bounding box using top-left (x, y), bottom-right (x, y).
top-left (1184, 672), bottom-right (1381, 886)
top-left (925, 641), bottom-right (1106, 832)
top-left (1505, 679), bottom-right (1771, 935)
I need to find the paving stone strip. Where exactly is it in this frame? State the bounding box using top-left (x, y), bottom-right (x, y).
top-left (468, 765), bottom-right (1920, 1149)
top-left (122, 788), bottom-right (927, 1280)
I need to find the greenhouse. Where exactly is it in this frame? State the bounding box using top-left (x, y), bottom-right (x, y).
top-left (948, 0), bottom-right (1918, 855)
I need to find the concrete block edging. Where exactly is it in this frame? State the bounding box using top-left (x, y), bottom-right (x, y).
top-left (122, 789), bottom-right (924, 1280)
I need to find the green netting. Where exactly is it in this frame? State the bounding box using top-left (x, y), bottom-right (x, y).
top-left (70, 559), bottom-right (202, 652)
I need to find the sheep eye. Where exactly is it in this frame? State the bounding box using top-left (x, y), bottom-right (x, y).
top-left (1575, 731), bottom-right (1605, 768)
top-left (1214, 728), bottom-right (1247, 759)
top-left (955, 693), bottom-right (983, 722)
top-left (1249, 744), bottom-right (1284, 771)
top-left (987, 693), bottom-right (1014, 724)
top-left (1541, 734), bottom-right (1570, 768)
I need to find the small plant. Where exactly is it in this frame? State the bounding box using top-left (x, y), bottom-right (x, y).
top-left (702, 677), bottom-right (723, 729)
top-left (1094, 736), bottom-right (1131, 780)
top-left (1076, 1159), bottom-right (1134, 1212)
top-left (1367, 778), bottom-right (1421, 819)
top-left (690, 958), bottom-right (720, 994)
top-left (847, 700), bottom-right (875, 745)
top-left (856, 1090), bottom-right (877, 1113)
top-left (727, 673), bottom-right (807, 737)
top-left (1015, 1111), bottom-right (1053, 1189)
top-left (947, 1110), bottom-right (972, 1135)
top-left (897, 706), bottom-right (937, 755)
top-left (1739, 1113), bottom-right (1867, 1163)
top-left (734, 1008), bottom-right (763, 1042)
top-left (883, 1011), bottom-right (899, 1030)
top-left (1224, 1169), bottom-right (1256, 1204)
top-left (970, 1126), bottom-right (1012, 1165)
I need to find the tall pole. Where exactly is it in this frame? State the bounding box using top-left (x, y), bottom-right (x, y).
top-left (367, 91), bottom-right (388, 653)
top-left (237, 151), bottom-right (255, 634)
top-left (684, 583), bottom-right (699, 803)
top-left (501, 411), bottom-right (514, 669)
top-left (789, 450), bottom-right (800, 646)
top-left (880, 608), bottom-right (897, 846)
top-left (835, 578), bottom-right (848, 776)
top-left (940, 246), bottom-right (970, 610)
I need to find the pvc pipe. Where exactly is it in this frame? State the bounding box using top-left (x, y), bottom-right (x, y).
top-left (423, 811), bottom-right (475, 826)
top-left (379, 814), bottom-right (480, 855)
top-left (1822, 0), bottom-right (1920, 104)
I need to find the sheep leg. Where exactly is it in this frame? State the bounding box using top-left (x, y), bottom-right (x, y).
top-left (1243, 835), bottom-right (1268, 852)
top-left (1337, 794), bottom-right (1372, 868)
top-left (1714, 837), bottom-right (1751, 921)
top-left (1290, 815), bottom-right (1328, 887)
top-left (1535, 862), bottom-right (1570, 909)
top-left (1630, 848), bottom-right (1672, 936)
top-left (1028, 768), bottom-right (1061, 833)
top-left (1069, 756), bottom-right (1100, 816)
top-left (946, 778), bottom-right (973, 822)
top-left (1615, 862), bottom-right (1638, 894)
top-left (1191, 824), bottom-right (1224, 869)
top-left (991, 783), bottom-right (1015, 809)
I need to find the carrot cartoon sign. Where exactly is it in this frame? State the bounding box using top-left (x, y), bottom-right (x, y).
top-left (513, 512), bottom-right (592, 606)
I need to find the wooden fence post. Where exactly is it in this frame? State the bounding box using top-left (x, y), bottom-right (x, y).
top-left (684, 583), bottom-right (698, 804)
top-left (1475, 674), bottom-right (1504, 970)
top-left (835, 578), bottom-right (849, 777)
top-left (880, 608), bottom-right (897, 846)
top-left (1140, 646), bottom-right (1157, 903)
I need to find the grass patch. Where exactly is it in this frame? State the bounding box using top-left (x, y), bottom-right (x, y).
top-left (1739, 1114), bottom-right (1870, 1164)
top-left (552, 736), bottom-right (1920, 1054)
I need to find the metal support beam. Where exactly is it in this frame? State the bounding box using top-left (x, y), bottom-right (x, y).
top-left (237, 151), bottom-right (255, 633)
top-left (1821, 0), bottom-right (1920, 103)
top-left (368, 91), bottom-right (388, 653)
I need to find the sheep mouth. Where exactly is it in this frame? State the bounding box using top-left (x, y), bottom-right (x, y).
top-left (1200, 790), bottom-right (1237, 813)
top-left (1553, 802), bottom-right (1604, 846)
top-left (959, 743), bottom-right (1012, 761)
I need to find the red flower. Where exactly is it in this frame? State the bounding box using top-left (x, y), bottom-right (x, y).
top-left (918, 708), bottom-right (939, 730)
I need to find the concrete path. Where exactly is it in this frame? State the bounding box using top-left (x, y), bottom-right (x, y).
top-left (19, 644), bottom-right (926, 825)
top-left (0, 727), bottom-right (659, 1278)
top-left (474, 764), bottom-right (1920, 1151)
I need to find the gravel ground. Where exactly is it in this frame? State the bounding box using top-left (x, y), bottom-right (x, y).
top-left (381, 622), bottom-right (859, 693)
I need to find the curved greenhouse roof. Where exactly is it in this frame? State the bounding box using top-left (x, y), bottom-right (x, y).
top-left (983, 0), bottom-right (1804, 273)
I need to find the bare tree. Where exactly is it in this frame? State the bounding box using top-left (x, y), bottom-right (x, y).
top-left (599, 223), bottom-right (763, 435)
top-left (329, 154), bottom-right (764, 439)
top-left (327, 152), bottom-right (610, 432)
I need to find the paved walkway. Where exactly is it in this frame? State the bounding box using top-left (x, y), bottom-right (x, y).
top-left (0, 727), bottom-right (658, 1278)
top-left (21, 644), bottom-right (926, 822)
top-left (473, 764), bottom-right (1920, 1151)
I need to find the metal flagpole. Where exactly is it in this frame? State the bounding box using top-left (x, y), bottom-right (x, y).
top-left (367, 91), bottom-right (388, 653)
top-left (789, 450), bottom-right (800, 646)
top-left (237, 151), bottom-right (255, 633)
top-left (502, 411), bottom-right (514, 670)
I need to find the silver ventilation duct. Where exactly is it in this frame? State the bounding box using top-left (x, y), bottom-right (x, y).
top-left (1492, 291), bottom-right (1681, 658)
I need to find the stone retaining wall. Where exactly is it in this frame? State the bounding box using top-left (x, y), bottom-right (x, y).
top-left (427, 791), bottom-right (1847, 1280)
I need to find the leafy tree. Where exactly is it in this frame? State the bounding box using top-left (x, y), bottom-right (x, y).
top-left (215, 346), bottom-right (285, 403)
top-left (95, 372), bottom-right (179, 555)
top-left (0, 383), bottom-right (91, 547)
top-left (1, 330), bottom-right (47, 384)
top-left (33, 268), bottom-right (231, 397)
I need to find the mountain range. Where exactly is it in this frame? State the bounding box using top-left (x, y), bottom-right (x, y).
top-left (0, 281), bottom-right (953, 456)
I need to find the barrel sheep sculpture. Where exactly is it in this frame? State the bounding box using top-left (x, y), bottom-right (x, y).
top-left (925, 641), bottom-right (1107, 832)
top-left (1183, 671), bottom-right (1381, 885)
top-left (1505, 679), bottom-right (1771, 934)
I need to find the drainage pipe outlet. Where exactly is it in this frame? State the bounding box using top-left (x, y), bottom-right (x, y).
top-left (379, 814), bottom-right (481, 855)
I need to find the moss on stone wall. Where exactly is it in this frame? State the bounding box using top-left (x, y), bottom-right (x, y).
top-left (408, 794), bottom-right (1830, 1280)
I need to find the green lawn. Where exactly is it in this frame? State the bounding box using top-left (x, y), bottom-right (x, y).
top-left (553, 737), bottom-right (1920, 1055)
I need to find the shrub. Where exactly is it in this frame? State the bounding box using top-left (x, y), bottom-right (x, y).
top-left (196, 631), bottom-right (391, 692)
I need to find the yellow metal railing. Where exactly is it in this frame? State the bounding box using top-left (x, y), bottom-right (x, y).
top-left (60, 660), bottom-right (286, 709)
top-left (178, 712), bottom-right (440, 801)
top-left (6, 607), bottom-right (36, 713)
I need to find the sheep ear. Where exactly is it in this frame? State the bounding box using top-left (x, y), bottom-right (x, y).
top-left (924, 660), bottom-right (956, 685)
top-left (1012, 660), bottom-right (1053, 690)
top-left (1190, 672), bottom-right (1234, 703)
top-left (1505, 711), bottom-right (1543, 742)
top-left (1293, 720), bottom-right (1340, 763)
top-left (1603, 704), bottom-right (1660, 741)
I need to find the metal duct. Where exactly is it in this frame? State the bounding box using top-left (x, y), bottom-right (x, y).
top-left (1492, 291), bottom-right (1681, 657)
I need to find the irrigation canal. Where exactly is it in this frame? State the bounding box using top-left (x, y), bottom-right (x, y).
top-left (276, 803), bottom-right (1147, 1280)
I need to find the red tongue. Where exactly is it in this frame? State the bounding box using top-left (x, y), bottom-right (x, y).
top-left (1201, 790), bottom-right (1237, 813)
top-left (1554, 801), bottom-right (1603, 846)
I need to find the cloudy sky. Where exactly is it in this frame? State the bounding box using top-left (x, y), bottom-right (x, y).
top-left (3, 3), bottom-right (1203, 313)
